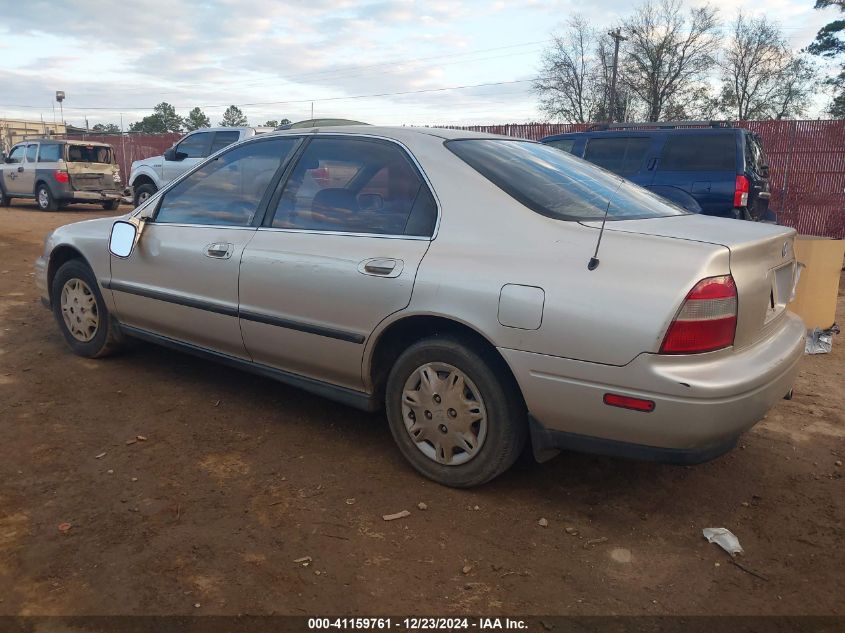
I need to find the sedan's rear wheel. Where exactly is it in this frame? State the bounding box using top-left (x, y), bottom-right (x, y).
top-left (385, 336), bottom-right (526, 487)
top-left (51, 259), bottom-right (123, 358)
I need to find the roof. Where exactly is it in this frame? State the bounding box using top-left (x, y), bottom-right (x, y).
top-left (269, 125), bottom-right (514, 141)
top-left (15, 138), bottom-right (114, 147)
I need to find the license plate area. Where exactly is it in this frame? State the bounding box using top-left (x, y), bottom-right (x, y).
top-left (765, 262), bottom-right (796, 324)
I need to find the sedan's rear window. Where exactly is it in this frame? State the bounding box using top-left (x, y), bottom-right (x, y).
top-left (446, 139), bottom-right (688, 221)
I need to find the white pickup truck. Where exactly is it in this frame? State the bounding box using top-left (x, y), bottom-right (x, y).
top-left (127, 126), bottom-right (271, 206)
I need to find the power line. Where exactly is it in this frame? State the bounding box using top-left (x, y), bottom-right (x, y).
top-left (0, 78), bottom-right (537, 112)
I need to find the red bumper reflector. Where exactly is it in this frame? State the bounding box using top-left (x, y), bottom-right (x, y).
top-left (603, 393), bottom-right (656, 412)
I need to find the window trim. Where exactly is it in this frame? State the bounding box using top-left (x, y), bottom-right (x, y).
top-left (257, 133), bottom-right (441, 240)
top-left (150, 135), bottom-right (306, 228)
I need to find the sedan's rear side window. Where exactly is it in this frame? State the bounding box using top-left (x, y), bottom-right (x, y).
top-left (155, 138), bottom-right (299, 226)
top-left (447, 139), bottom-right (687, 221)
top-left (658, 135), bottom-right (736, 171)
top-left (270, 137), bottom-right (436, 237)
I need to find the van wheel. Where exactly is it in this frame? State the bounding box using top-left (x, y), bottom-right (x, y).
top-left (133, 183), bottom-right (157, 208)
top-left (36, 184), bottom-right (58, 211)
top-left (385, 336), bottom-right (526, 487)
top-left (102, 200), bottom-right (120, 211)
top-left (51, 259), bottom-right (124, 358)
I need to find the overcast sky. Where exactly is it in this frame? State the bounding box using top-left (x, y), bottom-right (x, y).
top-left (0, 0), bottom-right (838, 129)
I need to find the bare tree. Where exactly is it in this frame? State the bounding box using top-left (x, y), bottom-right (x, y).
top-left (623, 0), bottom-right (720, 121)
top-left (720, 12), bottom-right (815, 119)
top-left (534, 16), bottom-right (606, 123)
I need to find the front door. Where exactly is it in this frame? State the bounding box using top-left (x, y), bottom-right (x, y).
top-left (2, 145), bottom-right (26, 194)
top-left (239, 135), bottom-right (438, 391)
top-left (162, 131), bottom-right (213, 184)
top-left (108, 136), bottom-right (301, 358)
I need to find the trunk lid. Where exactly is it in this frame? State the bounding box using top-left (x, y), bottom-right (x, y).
top-left (587, 214), bottom-right (799, 350)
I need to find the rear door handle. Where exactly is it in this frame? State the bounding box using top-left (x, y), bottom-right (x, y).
top-left (647, 158), bottom-right (657, 171)
top-left (205, 242), bottom-right (233, 259)
top-left (359, 258), bottom-right (403, 277)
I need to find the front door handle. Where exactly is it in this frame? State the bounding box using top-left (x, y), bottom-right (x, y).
top-left (17, 166), bottom-right (24, 173)
top-left (205, 242), bottom-right (233, 259)
top-left (359, 258), bottom-right (403, 277)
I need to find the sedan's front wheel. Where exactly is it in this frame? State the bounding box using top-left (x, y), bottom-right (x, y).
top-left (385, 336), bottom-right (526, 487)
top-left (51, 259), bottom-right (123, 358)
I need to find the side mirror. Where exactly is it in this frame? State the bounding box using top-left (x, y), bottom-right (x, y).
top-left (109, 221), bottom-right (138, 258)
top-left (163, 147), bottom-right (177, 161)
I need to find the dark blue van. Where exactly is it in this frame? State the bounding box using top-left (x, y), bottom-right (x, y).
top-left (540, 122), bottom-right (772, 221)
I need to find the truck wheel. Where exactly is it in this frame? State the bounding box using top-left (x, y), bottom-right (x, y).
top-left (102, 200), bottom-right (121, 211)
top-left (133, 183), bottom-right (157, 208)
top-left (0, 187), bottom-right (10, 207)
top-left (36, 184), bottom-right (58, 211)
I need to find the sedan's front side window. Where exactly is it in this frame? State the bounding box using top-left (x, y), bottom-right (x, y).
top-left (155, 138), bottom-right (300, 226)
top-left (270, 137), bottom-right (436, 237)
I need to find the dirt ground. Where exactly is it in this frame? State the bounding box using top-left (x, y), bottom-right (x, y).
top-left (0, 199), bottom-right (842, 617)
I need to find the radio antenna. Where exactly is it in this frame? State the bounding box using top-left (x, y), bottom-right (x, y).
top-left (587, 201), bottom-right (612, 271)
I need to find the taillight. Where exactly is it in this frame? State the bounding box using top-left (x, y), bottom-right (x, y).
top-left (733, 175), bottom-right (749, 207)
top-left (54, 170), bottom-right (69, 183)
top-left (660, 275), bottom-right (737, 354)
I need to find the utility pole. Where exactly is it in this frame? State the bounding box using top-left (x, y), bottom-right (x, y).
top-left (607, 28), bottom-right (627, 123)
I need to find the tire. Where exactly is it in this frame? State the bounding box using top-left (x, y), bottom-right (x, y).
top-left (385, 335), bottom-right (527, 487)
top-left (102, 199), bottom-right (120, 211)
top-left (50, 259), bottom-right (124, 358)
top-left (133, 183), bottom-right (157, 208)
top-left (0, 186), bottom-right (10, 207)
top-left (36, 184), bottom-right (58, 211)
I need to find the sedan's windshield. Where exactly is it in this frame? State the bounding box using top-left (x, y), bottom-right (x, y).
top-left (446, 139), bottom-right (688, 221)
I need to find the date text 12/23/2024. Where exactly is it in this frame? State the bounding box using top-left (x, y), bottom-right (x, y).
top-left (307, 618), bottom-right (528, 630)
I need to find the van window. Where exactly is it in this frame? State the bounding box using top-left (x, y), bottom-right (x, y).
top-left (66, 145), bottom-right (113, 163)
top-left (659, 135), bottom-right (736, 171)
top-left (546, 139), bottom-right (575, 154)
top-left (38, 144), bottom-right (62, 162)
top-left (447, 139), bottom-right (688, 221)
top-left (584, 137), bottom-right (650, 175)
top-left (6, 146), bottom-right (25, 163)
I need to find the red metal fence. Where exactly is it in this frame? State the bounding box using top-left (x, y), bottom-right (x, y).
top-left (69, 121), bottom-right (844, 238)
top-left (449, 120), bottom-right (845, 239)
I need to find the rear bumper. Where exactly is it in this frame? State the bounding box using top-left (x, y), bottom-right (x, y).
top-left (501, 312), bottom-right (805, 463)
top-left (66, 189), bottom-right (123, 202)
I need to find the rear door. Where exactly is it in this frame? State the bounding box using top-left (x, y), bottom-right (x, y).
top-left (19, 143), bottom-right (38, 195)
top-left (238, 135), bottom-right (438, 391)
top-left (162, 131), bottom-right (212, 183)
top-left (652, 132), bottom-right (737, 217)
top-left (109, 136), bottom-right (300, 358)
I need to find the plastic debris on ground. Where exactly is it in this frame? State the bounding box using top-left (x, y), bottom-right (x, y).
top-left (805, 324), bottom-right (839, 354)
top-left (702, 527), bottom-right (744, 556)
